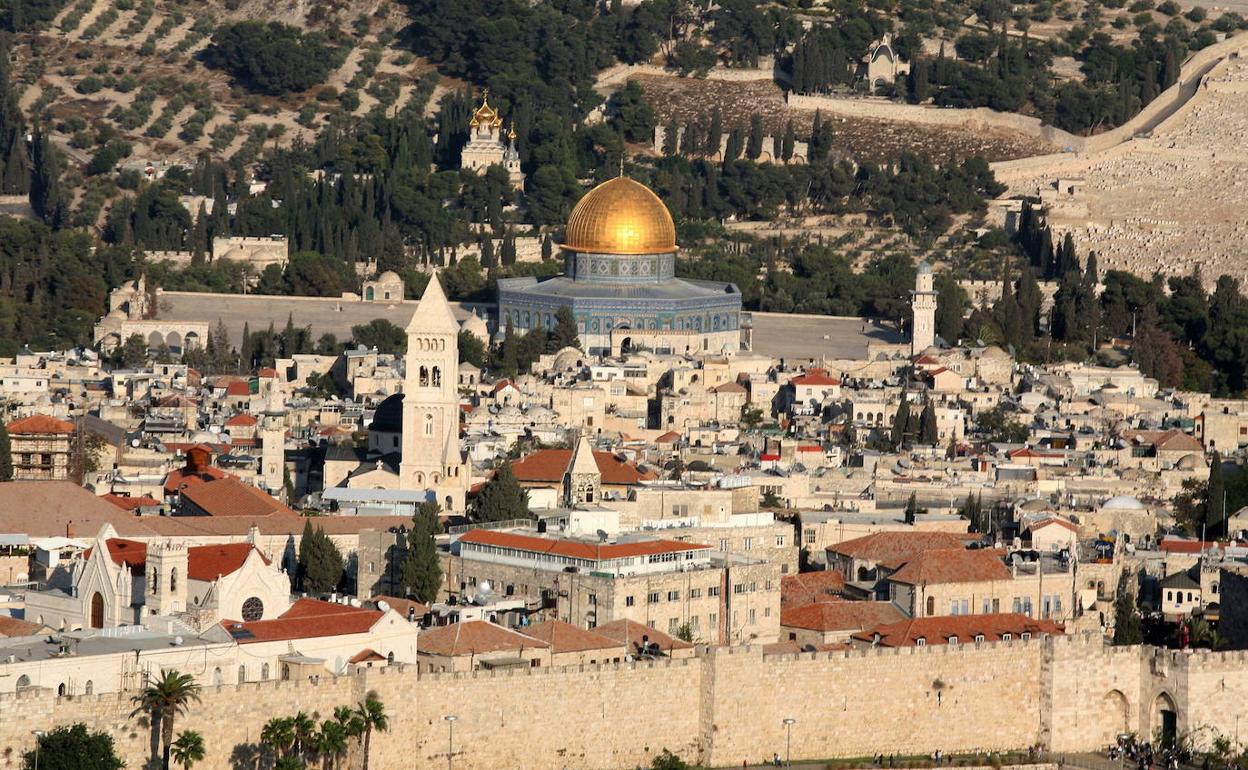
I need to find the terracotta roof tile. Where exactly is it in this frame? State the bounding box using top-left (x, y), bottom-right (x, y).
top-left (790, 369), bottom-right (841, 387)
top-left (179, 478), bottom-right (297, 517)
top-left (458, 529), bottom-right (708, 561)
top-left (223, 599), bottom-right (382, 643)
top-left (781, 601), bottom-right (904, 633)
top-left (417, 620), bottom-right (546, 657)
top-left (6, 415), bottom-right (74, 434)
top-left (887, 548), bottom-right (1011, 586)
top-left (850, 612), bottom-right (1064, 647)
top-left (523, 620), bottom-right (623, 653)
top-left (592, 619), bottom-right (692, 653)
top-left (510, 449), bottom-right (657, 485)
top-left (225, 414), bottom-right (258, 427)
top-left (781, 570), bottom-right (847, 609)
top-left (827, 531), bottom-right (968, 570)
top-left (187, 543), bottom-right (268, 581)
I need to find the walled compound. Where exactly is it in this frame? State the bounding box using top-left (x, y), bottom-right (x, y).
top-left (1, 634), bottom-right (1245, 770)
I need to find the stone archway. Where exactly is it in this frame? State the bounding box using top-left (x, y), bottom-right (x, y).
top-left (165, 331), bottom-right (182, 353)
top-left (147, 331), bottom-right (164, 348)
top-left (1151, 692), bottom-right (1178, 747)
top-left (1101, 690), bottom-right (1130, 747)
top-left (89, 592), bottom-right (104, 629)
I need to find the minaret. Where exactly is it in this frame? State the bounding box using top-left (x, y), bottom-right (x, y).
top-left (911, 261), bottom-right (937, 355)
top-left (563, 434), bottom-right (601, 506)
top-left (260, 384), bottom-right (286, 500)
top-left (400, 275), bottom-right (467, 511)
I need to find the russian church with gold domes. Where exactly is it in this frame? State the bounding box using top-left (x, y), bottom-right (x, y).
top-left (497, 176), bottom-right (745, 356)
top-left (459, 93), bottom-right (524, 189)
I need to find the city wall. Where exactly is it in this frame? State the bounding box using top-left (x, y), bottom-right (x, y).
top-left (3, 635), bottom-right (1247, 770)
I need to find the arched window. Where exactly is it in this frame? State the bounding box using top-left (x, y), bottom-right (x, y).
top-left (57, 683), bottom-right (66, 697)
top-left (419, 366), bottom-right (429, 387)
top-left (213, 668), bottom-right (223, 686)
top-left (260, 663), bottom-right (270, 680)
top-left (241, 597), bottom-right (264, 622)
top-left (238, 665), bottom-right (247, 683)
top-left (281, 664), bottom-right (291, 681)
top-left (150, 568), bottom-right (158, 593)
top-left (84, 680), bottom-right (93, 695)
top-left (387, 651), bottom-right (395, 664)
top-left (432, 367), bottom-right (441, 387)
top-left (15, 675), bottom-right (29, 690)
top-left (170, 567), bottom-right (178, 593)
top-left (925, 596), bottom-right (935, 616)
top-left (424, 414), bottom-right (433, 436)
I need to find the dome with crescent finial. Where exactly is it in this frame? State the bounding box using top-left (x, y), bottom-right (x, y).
top-left (562, 177), bottom-right (677, 256)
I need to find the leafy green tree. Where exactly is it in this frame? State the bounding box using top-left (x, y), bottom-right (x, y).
top-left (130, 670), bottom-right (202, 770)
top-left (1112, 583), bottom-right (1143, 645)
top-left (205, 21), bottom-right (338, 94)
top-left (0, 421), bottom-right (11, 481)
top-left (400, 501), bottom-right (443, 603)
top-left (651, 749), bottom-right (693, 770)
top-left (298, 521), bottom-right (344, 593)
top-left (610, 81), bottom-right (657, 143)
top-left (473, 461), bottom-right (530, 522)
top-left (24, 724), bottom-right (124, 770)
top-left (171, 730), bottom-right (205, 770)
top-left (458, 329), bottom-right (487, 368)
top-left (351, 319), bottom-right (406, 354)
top-left (120, 333), bottom-right (148, 368)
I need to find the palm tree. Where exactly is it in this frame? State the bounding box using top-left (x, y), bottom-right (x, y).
top-left (130, 669), bottom-right (202, 770)
top-left (315, 719), bottom-right (350, 770)
top-left (171, 730), bottom-right (206, 770)
top-left (291, 712), bottom-right (317, 761)
top-left (261, 716), bottom-right (296, 761)
top-left (353, 695), bottom-right (388, 770)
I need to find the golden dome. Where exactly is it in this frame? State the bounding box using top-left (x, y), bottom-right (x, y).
top-left (562, 177), bottom-right (678, 255)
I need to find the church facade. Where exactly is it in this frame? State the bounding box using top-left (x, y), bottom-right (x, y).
top-left (459, 94), bottom-right (524, 189)
top-left (497, 176), bottom-right (744, 356)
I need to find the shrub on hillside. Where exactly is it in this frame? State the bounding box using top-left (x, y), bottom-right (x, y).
top-left (204, 21), bottom-right (337, 95)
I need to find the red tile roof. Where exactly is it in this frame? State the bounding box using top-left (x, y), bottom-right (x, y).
top-left (592, 619), bottom-right (693, 653)
top-left (827, 531), bottom-right (968, 570)
top-left (781, 601), bottom-right (904, 633)
top-left (225, 381), bottom-right (252, 397)
top-left (371, 595), bottom-right (429, 618)
top-left (6, 415), bottom-right (74, 434)
top-left (85, 538), bottom-right (148, 574)
top-left (418, 620), bottom-right (547, 657)
top-left (101, 494), bottom-right (161, 511)
top-left (0, 616), bottom-right (45, 637)
top-left (790, 369), bottom-right (841, 387)
top-left (1159, 538), bottom-right (1218, 554)
top-left (510, 449), bottom-right (657, 485)
top-left (349, 648), bottom-right (387, 664)
top-left (781, 570), bottom-right (847, 609)
top-left (225, 414), bottom-right (258, 427)
top-left (1031, 518), bottom-right (1078, 533)
top-left (458, 528), bottom-right (709, 562)
top-left (179, 477), bottom-right (297, 517)
top-left (887, 548), bottom-right (1012, 586)
top-left (223, 598), bottom-right (382, 644)
top-left (655, 431), bottom-right (681, 444)
top-left (523, 620), bottom-right (623, 653)
top-left (850, 613), bottom-right (1064, 647)
top-left (187, 543), bottom-right (268, 581)
top-left (164, 463), bottom-right (231, 496)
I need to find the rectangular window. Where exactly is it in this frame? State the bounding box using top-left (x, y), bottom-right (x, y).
top-left (743, 537), bottom-right (753, 551)
top-left (719, 538), bottom-right (729, 551)
top-left (733, 584), bottom-right (746, 594)
top-left (648, 592), bottom-right (660, 604)
top-left (589, 594), bottom-right (597, 606)
top-left (776, 535), bottom-right (785, 547)
top-left (709, 613), bottom-right (717, 627)
top-left (647, 620), bottom-right (656, 629)
top-left (982, 599), bottom-right (991, 614)
top-left (748, 608), bottom-right (756, 624)
top-left (804, 529), bottom-right (816, 544)
top-left (960, 599), bottom-right (969, 615)
top-left (708, 586), bottom-right (720, 597)
top-left (950, 600), bottom-right (959, 616)
top-left (690, 616), bottom-right (700, 631)
top-left (992, 598), bottom-right (1000, 613)
top-left (667, 590), bottom-right (680, 601)
top-left (669, 618), bottom-right (680, 632)
top-left (689, 588), bottom-right (702, 599)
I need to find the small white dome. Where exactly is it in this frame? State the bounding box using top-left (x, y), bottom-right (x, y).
top-left (1102, 495), bottom-right (1145, 511)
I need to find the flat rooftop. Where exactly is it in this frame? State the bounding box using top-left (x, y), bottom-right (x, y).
top-left (749, 312), bottom-right (904, 360)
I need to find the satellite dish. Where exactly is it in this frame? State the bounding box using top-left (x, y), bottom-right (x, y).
top-left (173, 636), bottom-right (183, 646)
top-left (478, 580), bottom-right (491, 595)
top-left (349, 598), bottom-right (362, 608)
top-left (377, 600), bottom-right (391, 613)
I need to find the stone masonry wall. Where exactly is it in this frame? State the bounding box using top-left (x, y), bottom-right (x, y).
top-left (3, 636), bottom-right (1248, 770)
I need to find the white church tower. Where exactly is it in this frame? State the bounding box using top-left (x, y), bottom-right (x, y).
top-left (260, 384), bottom-right (286, 500)
top-left (399, 275), bottom-right (469, 512)
top-left (911, 261), bottom-right (937, 356)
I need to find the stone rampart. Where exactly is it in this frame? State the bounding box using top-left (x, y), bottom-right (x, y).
top-left (3, 635), bottom-right (1248, 770)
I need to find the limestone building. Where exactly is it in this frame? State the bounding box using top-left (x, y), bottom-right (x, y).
top-left (398, 276), bottom-right (471, 512)
top-left (498, 176), bottom-right (745, 356)
top-left (6, 415), bottom-right (75, 481)
top-left (860, 34), bottom-right (910, 90)
top-left (911, 260), bottom-right (937, 355)
top-left (459, 94), bottom-right (524, 189)
top-left (363, 271), bottom-right (404, 303)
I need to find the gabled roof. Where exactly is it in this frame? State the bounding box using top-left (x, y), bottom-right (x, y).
top-left (6, 415), bottom-right (74, 435)
top-left (523, 620), bottom-right (623, 653)
top-left (826, 531), bottom-right (967, 570)
top-left (222, 598), bottom-right (383, 644)
top-left (179, 477), bottom-right (297, 517)
top-left (225, 381), bottom-right (252, 397)
top-left (417, 620), bottom-right (547, 657)
top-left (780, 601), bottom-right (903, 633)
top-left (458, 529), bottom-right (708, 562)
top-left (187, 543), bottom-right (269, 581)
top-left (790, 369), bottom-right (841, 387)
top-left (1161, 568), bottom-right (1200, 590)
top-left (84, 538), bottom-right (148, 575)
top-left (887, 548), bottom-right (1011, 586)
top-left (101, 494), bottom-right (161, 511)
top-left (655, 431), bottom-right (681, 444)
top-left (592, 618), bottom-right (692, 653)
top-left (511, 449), bottom-right (657, 485)
top-left (781, 570), bottom-right (847, 609)
top-left (1030, 518), bottom-right (1077, 533)
top-left (225, 413), bottom-right (258, 427)
top-left (567, 435), bottom-right (599, 477)
top-left (851, 613), bottom-right (1064, 647)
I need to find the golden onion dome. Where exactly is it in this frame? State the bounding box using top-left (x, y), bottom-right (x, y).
top-left (562, 177), bottom-right (678, 255)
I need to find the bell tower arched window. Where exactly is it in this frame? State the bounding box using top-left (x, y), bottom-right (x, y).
top-left (432, 367), bottom-right (442, 387)
top-left (419, 366), bottom-right (429, 387)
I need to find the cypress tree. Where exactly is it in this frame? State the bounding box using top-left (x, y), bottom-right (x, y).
top-left (1206, 451), bottom-right (1225, 537)
top-left (551, 305), bottom-right (581, 351)
top-left (0, 422), bottom-right (11, 482)
top-left (299, 522), bottom-right (344, 593)
top-left (904, 493), bottom-right (918, 525)
top-left (400, 501), bottom-right (443, 603)
top-left (891, 400), bottom-right (911, 448)
top-left (781, 120), bottom-right (795, 162)
top-left (919, 400), bottom-right (938, 446)
top-left (745, 114), bottom-right (764, 160)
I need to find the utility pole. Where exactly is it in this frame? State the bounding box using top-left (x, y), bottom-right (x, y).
top-left (444, 715), bottom-right (458, 770)
top-left (783, 718), bottom-right (796, 768)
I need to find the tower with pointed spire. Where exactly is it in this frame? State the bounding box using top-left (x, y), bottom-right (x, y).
top-left (563, 433), bottom-right (601, 507)
top-left (259, 382), bottom-right (286, 501)
top-left (400, 275), bottom-right (470, 511)
top-left (460, 91), bottom-right (525, 189)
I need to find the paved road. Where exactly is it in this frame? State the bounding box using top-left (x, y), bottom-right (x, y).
top-left (159, 292), bottom-right (902, 360)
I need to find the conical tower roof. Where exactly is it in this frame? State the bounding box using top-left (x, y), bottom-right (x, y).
top-left (406, 274), bottom-right (460, 335)
top-left (567, 434), bottom-right (600, 477)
